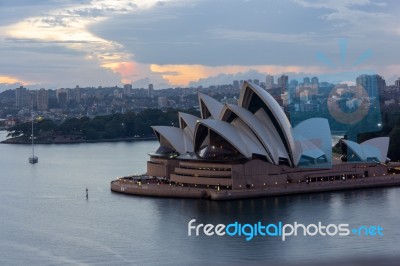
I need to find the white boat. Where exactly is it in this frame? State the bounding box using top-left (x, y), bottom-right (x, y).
top-left (29, 113), bottom-right (38, 164)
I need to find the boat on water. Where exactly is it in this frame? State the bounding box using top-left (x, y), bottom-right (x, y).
top-left (29, 113), bottom-right (38, 164)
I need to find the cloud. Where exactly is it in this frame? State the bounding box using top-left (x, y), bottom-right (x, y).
top-left (1, 0), bottom-right (400, 88)
top-left (0, 75), bottom-right (28, 85)
top-left (91, 0), bottom-right (400, 70)
top-left (151, 64), bottom-right (325, 86)
top-left (292, 0), bottom-right (394, 34)
top-left (0, 0), bottom-right (178, 87)
top-left (208, 28), bottom-right (315, 43)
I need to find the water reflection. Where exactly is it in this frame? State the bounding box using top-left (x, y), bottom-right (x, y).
top-left (0, 136), bottom-right (399, 265)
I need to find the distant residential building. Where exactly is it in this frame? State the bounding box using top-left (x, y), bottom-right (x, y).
top-left (233, 80), bottom-right (240, 90)
top-left (277, 75), bottom-right (288, 94)
top-left (37, 88), bottom-right (48, 111)
top-left (281, 92), bottom-right (290, 106)
top-left (148, 84), bottom-right (154, 98)
top-left (66, 88), bottom-right (75, 102)
top-left (384, 99), bottom-right (395, 106)
top-left (124, 84), bottom-right (132, 95)
top-left (220, 96), bottom-right (238, 105)
top-left (29, 90), bottom-right (38, 109)
top-left (265, 75), bottom-right (274, 90)
top-left (114, 89), bottom-right (123, 99)
top-left (395, 78), bottom-right (400, 87)
top-left (5, 118), bottom-right (18, 128)
top-left (336, 88), bottom-right (346, 96)
top-left (56, 89), bottom-right (68, 109)
top-left (15, 86), bottom-right (29, 108)
top-left (346, 98), bottom-right (361, 109)
top-left (75, 85), bottom-right (81, 103)
top-left (311, 77), bottom-right (319, 89)
top-left (289, 79), bottom-right (298, 99)
top-left (300, 90), bottom-right (309, 102)
top-left (158, 96), bottom-right (168, 108)
top-left (356, 74), bottom-right (386, 98)
top-left (289, 79), bottom-right (298, 88)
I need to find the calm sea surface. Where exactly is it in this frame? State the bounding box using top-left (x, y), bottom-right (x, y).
top-left (1, 130), bottom-right (400, 265)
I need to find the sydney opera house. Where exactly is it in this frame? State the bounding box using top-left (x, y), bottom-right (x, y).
top-left (111, 81), bottom-right (400, 200)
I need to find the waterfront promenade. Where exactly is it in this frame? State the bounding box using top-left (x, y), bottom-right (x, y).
top-left (111, 171), bottom-right (400, 200)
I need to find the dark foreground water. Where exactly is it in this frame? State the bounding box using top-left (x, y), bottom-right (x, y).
top-left (1, 131), bottom-right (400, 265)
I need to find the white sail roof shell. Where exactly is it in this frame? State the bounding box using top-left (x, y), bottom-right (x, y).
top-left (152, 126), bottom-right (193, 154)
top-left (292, 118), bottom-right (332, 166)
top-left (361, 137), bottom-right (389, 163)
top-left (194, 119), bottom-right (267, 159)
top-left (178, 112), bottom-right (199, 138)
top-left (342, 137), bottom-right (389, 163)
top-left (220, 104), bottom-right (286, 164)
top-left (342, 139), bottom-right (365, 161)
top-left (198, 93), bottom-right (223, 119)
top-left (239, 81), bottom-right (295, 165)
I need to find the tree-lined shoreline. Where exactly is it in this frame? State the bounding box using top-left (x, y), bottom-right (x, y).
top-left (2, 107), bottom-right (400, 161)
top-left (1, 108), bottom-right (199, 144)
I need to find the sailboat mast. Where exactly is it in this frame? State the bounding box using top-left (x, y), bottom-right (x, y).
top-left (31, 112), bottom-right (34, 157)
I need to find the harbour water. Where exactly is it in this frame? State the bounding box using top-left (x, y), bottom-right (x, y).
top-left (1, 131), bottom-right (400, 265)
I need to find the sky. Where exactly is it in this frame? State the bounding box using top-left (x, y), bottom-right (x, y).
top-left (0, 0), bottom-right (400, 90)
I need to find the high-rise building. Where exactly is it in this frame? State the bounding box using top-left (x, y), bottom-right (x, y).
top-left (15, 86), bottom-right (28, 108)
top-left (253, 79), bottom-right (260, 86)
top-left (158, 96), bottom-right (168, 108)
top-left (277, 75), bottom-right (288, 94)
top-left (356, 74), bottom-right (386, 98)
top-left (57, 88), bottom-right (68, 109)
top-left (300, 90), bottom-right (309, 102)
top-left (395, 78), bottom-right (400, 87)
top-left (289, 79), bottom-right (298, 99)
top-left (281, 92), bottom-right (290, 106)
top-left (75, 85), bottom-right (81, 103)
top-left (29, 90), bottom-right (38, 109)
top-left (37, 88), bottom-right (48, 111)
top-left (233, 80), bottom-right (240, 90)
top-left (303, 77), bottom-right (310, 85)
top-left (114, 89), bottom-right (122, 99)
top-left (148, 84), bottom-right (154, 98)
top-left (265, 75), bottom-right (274, 90)
top-left (289, 79), bottom-right (298, 88)
top-left (124, 84), bottom-right (132, 95)
top-left (310, 77), bottom-right (319, 94)
top-left (66, 88), bottom-right (75, 102)
top-left (311, 77), bottom-right (319, 86)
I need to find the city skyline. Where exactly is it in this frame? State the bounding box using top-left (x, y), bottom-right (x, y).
top-left (1, 0), bottom-right (400, 90)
